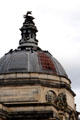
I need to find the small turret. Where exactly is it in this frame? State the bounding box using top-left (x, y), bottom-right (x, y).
top-left (19, 11), bottom-right (38, 49)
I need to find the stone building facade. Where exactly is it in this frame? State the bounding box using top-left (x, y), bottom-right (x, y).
top-left (0, 12), bottom-right (78, 120)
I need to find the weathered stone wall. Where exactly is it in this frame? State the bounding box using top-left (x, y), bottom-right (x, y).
top-left (0, 73), bottom-right (71, 85)
top-left (0, 73), bottom-right (76, 120)
top-left (0, 86), bottom-right (41, 102)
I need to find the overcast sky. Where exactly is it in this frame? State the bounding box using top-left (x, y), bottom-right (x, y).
top-left (0, 0), bottom-right (80, 111)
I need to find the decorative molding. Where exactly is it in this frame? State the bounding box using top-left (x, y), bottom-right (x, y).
top-left (0, 78), bottom-right (75, 97)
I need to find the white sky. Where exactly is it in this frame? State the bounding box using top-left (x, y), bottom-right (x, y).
top-left (0, 0), bottom-right (80, 111)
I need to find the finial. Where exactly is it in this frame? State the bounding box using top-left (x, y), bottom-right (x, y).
top-left (19, 11), bottom-right (38, 49)
top-left (24, 11), bottom-right (32, 18)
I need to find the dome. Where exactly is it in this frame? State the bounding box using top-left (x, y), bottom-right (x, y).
top-left (0, 12), bottom-right (77, 120)
top-left (0, 49), bottom-right (68, 78)
top-left (0, 11), bottom-right (68, 78)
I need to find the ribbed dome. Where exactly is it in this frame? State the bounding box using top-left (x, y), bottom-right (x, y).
top-left (0, 12), bottom-right (68, 78)
top-left (0, 49), bottom-right (68, 78)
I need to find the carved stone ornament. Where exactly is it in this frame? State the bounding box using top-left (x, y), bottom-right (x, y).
top-left (46, 90), bottom-right (56, 103)
top-left (54, 93), bottom-right (67, 110)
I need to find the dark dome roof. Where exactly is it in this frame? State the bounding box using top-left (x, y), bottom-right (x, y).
top-left (0, 12), bottom-right (68, 79)
top-left (0, 49), bottom-right (68, 78)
